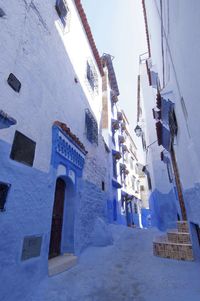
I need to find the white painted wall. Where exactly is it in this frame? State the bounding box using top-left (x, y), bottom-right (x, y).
top-left (144, 0), bottom-right (200, 225)
top-left (0, 0), bottom-right (102, 173)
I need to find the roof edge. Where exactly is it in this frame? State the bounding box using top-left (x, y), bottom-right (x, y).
top-left (74, 0), bottom-right (104, 76)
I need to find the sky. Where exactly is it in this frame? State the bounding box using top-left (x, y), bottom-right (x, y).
top-left (81, 0), bottom-right (147, 135)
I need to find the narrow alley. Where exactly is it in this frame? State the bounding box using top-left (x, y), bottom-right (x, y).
top-left (1, 1), bottom-right (200, 300)
top-left (30, 225), bottom-right (200, 301)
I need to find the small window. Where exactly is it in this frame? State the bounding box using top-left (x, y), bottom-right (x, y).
top-left (0, 182), bottom-right (11, 212)
top-left (85, 109), bottom-right (98, 144)
top-left (55, 0), bottom-right (69, 27)
top-left (102, 181), bottom-right (105, 191)
top-left (10, 131), bottom-right (36, 167)
top-left (140, 185), bottom-right (145, 191)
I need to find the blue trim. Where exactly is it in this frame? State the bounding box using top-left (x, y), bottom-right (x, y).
top-left (51, 126), bottom-right (86, 177)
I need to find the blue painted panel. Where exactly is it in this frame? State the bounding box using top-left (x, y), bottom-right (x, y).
top-left (141, 208), bottom-right (152, 228)
top-left (149, 188), bottom-right (178, 231)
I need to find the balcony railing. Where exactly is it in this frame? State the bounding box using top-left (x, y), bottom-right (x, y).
top-left (118, 134), bottom-right (125, 144)
top-left (110, 90), bottom-right (118, 103)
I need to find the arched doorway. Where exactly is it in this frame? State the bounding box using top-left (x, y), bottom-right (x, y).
top-left (49, 178), bottom-right (66, 259)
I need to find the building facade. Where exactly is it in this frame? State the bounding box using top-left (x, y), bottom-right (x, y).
top-left (140, 0), bottom-right (200, 258)
top-left (0, 1), bottom-right (110, 300)
top-left (101, 54), bottom-right (147, 228)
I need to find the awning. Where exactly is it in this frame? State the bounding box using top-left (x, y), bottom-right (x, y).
top-left (0, 110), bottom-right (17, 129)
top-left (122, 144), bottom-right (128, 152)
top-left (121, 190), bottom-right (134, 201)
top-left (118, 135), bottom-right (125, 144)
top-left (112, 149), bottom-right (121, 160)
top-left (112, 178), bottom-right (122, 189)
top-left (112, 119), bottom-right (120, 130)
top-left (155, 121), bottom-right (171, 151)
top-left (117, 111), bottom-right (123, 121)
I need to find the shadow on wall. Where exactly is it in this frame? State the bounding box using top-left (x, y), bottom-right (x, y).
top-left (149, 188), bottom-right (178, 231)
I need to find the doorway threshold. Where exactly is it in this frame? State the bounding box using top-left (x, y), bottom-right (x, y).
top-left (48, 254), bottom-right (77, 276)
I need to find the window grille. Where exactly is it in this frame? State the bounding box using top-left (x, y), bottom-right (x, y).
top-left (86, 60), bottom-right (98, 94)
top-left (55, 0), bottom-right (69, 28)
top-left (85, 109), bottom-right (98, 144)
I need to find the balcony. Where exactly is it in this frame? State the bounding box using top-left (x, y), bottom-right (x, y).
top-left (118, 134), bottom-right (125, 144)
top-left (117, 111), bottom-right (123, 121)
top-left (112, 149), bottom-right (122, 160)
top-left (112, 178), bottom-right (122, 189)
top-left (122, 144), bottom-right (128, 153)
top-left (110, 90), bottom-right (119, 103)
top-left (121, 122), bottom-right (127, 132)
top-left (120, 163), bottom-right (129, 175)
top-left (112, 119), bottom-right (120, 131)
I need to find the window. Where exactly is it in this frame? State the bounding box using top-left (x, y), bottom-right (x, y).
top-left (131, 176), bottom-right (135, 190)
top-left (140, 185), bottom-right (145, 191)
top-left (135, 180), bottom-right (140, 193)
top-left (0, 182), bottom-right (11, 212)
top-left (102, 181), bottom-right (105, 191)
top-left (130, 157), bottom-right (134, 170)
top-left (10, 131), bottom-right (36, 167)
top-left (55, 0), bottom-right (69, 28)
top-left (86, 60), bottom-right (98, 94)
top-left (85, 109), bottom-right (98, 144)
top-left (112, 157), bottom-right (117, 179)
top-left (134, 203), bottom-right (138, 214)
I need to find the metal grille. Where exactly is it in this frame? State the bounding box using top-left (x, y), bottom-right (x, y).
top-left (85, 109), bottom-right (98, 144)
top-left (86, 59), bottom-right (98, 94)
top-left (55, 0), bottom-right (69, 26)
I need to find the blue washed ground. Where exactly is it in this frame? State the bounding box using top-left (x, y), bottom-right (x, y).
top-left (30, 225), bottom-right (200, 301)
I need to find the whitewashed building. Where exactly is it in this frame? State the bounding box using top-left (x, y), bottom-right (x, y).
top-left (140, 0), bottom-right (200, 258)
top-left (0, 1), bottom-right (110, 300)
top-left (101, 54), bottom-right (146, 227)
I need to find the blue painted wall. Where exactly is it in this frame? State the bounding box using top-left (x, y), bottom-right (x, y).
top-left (141, 208), bottom-right (152, 228)
top-left (149, 188), bottom-right (179, 231)
top-left (0, 140), bottom-right (54, 301)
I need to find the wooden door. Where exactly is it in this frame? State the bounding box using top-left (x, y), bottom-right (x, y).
top-left (49, 178), bottom-right (66, 259)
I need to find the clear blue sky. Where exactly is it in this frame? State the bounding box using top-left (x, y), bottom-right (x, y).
top-left (81, 0), bottom-right (147, 134)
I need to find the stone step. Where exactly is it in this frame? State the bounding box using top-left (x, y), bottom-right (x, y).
top-left (167, 230), bottom-right (191, 244)
top-left (153, 235), bottom-right (194, 261)
top-left (48, 254), bottom-right (77, 276)
top-left (177, 221), bottom-right (189, 233)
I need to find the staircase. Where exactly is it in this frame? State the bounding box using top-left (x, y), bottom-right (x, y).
top-left (48, 254), bottom-right (77, 276)
top-left (153, 221), bottom-right (194, 261)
